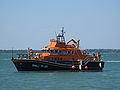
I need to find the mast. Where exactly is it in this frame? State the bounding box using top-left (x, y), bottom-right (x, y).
top-left (56, 27), bottom-right (65, 42)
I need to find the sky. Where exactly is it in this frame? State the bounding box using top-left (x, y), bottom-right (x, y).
top-left (0, 0), bottom-right (120, 50)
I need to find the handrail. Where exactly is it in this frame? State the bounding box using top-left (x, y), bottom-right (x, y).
top-left (83, 56), bottom-right (88, 60)
top-left (81, 61), bottom-right (89, 66)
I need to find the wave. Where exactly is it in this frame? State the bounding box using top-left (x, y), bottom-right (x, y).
top-left (105, 61), bottom-right (120, 62)
top-left (0, 59), bottom-right (10, 61)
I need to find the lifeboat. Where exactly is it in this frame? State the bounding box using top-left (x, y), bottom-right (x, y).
top-left (11, 27), bottom-right (104, 71)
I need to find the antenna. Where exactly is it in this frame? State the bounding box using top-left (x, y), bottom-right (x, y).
top-left (55, 32), bottom-right (57, 39)
top-left (61, 27), bottom-right (65, 36)
top-left (12, 47), bottom-right (14, 59)
top-left (61, 27), bottom-right (65, 42)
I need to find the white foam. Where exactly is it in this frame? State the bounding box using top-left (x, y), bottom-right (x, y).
top-left (105, 61), bottom-right (120, 62)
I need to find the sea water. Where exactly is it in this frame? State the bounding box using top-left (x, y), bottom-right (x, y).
top-left (0, 53), bottom-right (120, 90)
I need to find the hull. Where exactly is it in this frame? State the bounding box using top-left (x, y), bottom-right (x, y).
top-left (12, 58), bottom-right (104, 72)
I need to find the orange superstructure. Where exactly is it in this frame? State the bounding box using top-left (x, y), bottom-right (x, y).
top-left (33, 27), bottom-right (95, 61)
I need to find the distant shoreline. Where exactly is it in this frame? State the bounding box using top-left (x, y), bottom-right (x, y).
top-left (0, 49), bottom-right (120, 53)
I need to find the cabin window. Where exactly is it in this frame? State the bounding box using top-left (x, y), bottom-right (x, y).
top-left (55, 49), bottom-right (58, 53)
top-left (44, 50), bottom-right (46, 52)
top-left (50, 49), bottom-right (62, 54)
top-left (59, 50), bottom-right (62, 53)
top-left (41, 50), bottom-right (44, 52)
top-left (71, 51), bottom-right (74, 54)
top-left (42, 49), bottom-right (50, 53)
top-left (50, 50), bottom-right (54, 53)
top-left (67, 51), bottom-right (71, 54)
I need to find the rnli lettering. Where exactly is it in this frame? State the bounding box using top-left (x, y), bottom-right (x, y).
top-left (32, 64), bottom-right (48, 68)
top-left (32, 64), bottom-right (39, 68)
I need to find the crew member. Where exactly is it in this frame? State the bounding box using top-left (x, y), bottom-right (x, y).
top-left (28, 49), bottom-right (33, 59)
top-left (34, 53), bottom-right (40, 59)
top-left (93, 53), bottom-right (96, 60)
top-left (96, 52), bottom-right (101, 61)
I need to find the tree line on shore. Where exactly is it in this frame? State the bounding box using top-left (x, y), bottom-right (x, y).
top-left (0, 49), bottom-right (120, 53)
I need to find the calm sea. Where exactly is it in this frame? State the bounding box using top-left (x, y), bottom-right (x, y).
top-left (0, 53), bottom-right (120, 90)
